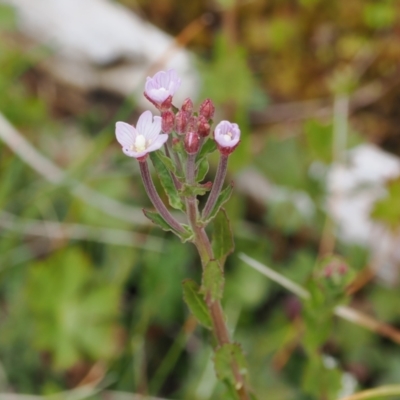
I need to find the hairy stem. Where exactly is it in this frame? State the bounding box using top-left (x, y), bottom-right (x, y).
top-left (202, 154), bottom-right (228, 219)
top-left (139, 160), bottom-right (185, 234)
top-left (165, 141), bottom-right (182, 191)
top-left (185, 190), bottom-right (250, 400)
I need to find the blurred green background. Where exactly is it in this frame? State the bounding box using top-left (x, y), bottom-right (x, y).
top-left (1, 0), bottom-right (400, 399)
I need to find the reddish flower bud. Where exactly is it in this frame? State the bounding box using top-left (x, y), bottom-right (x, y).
top-left (187, 116), bottom-right (197, 132)
top-left (175, 110), bottom-right (188, 134)
top-left (198, 115), bottom-right (211, 137)
top-left (184, 131), bottom-right (200, 154)
top-left (199, 98), bottom-right (215, 120)
top-left (160, 95), bottom-right (173, 112)
top-left (161, 111), bottom-right (175, 133)
top-left (181, 98), bottom-right (194, 116)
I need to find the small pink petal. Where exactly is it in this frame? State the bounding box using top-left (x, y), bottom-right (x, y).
top-left (116, 122), bottom-right (136, 147)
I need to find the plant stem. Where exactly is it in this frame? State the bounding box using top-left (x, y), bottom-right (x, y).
top-left (139, 160), bottom-right (185, 234)
top-left (166, 139), bottom-right (183, 191)
top-left (185, 192), bottom-right (250, 399)
top-left (202, 154), bottom-right (228, 219)
top-left (182, 150), bottom-right (250, 399)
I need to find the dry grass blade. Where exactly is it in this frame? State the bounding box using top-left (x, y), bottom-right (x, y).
top-left (239, 253), bottom-right (400, 345)
top-left (0, 112), bottom-right (149, 225)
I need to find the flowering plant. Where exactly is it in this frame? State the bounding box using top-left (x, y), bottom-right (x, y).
top-left (115, 69), bottom-right (252, 399)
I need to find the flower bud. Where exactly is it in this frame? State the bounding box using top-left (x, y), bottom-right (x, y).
top-left (198, 115), bottom-right (211, 137)
top-left (199, 98), bottom-right (215, 120)
top-left (187, 116), bottom-right (197, 132)
top-left (161, 111), bottom-right (175, 133)
top-left (181, 98), bottom-right (194, 116)
top-left (160, 95), bottom-right (172, 112)
top-left (175, 110), bottom-right (188, 134)
top-left (184, 131), bottom-right (200, 154)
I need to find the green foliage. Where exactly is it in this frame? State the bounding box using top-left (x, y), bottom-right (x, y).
top-left (141, 240), bottom-right (191, 324)
top-left (150, 151), bottom-right (184, 210)
top-left (196, 138), bottom-right (217, 162)
top-left (212, 208), bottom-right (234, 266)
top-left (143, 209), bottom-right (193, 241)
top-left (24, 248), bottom-right (121, 369)
top-left (196, 158), bottom-right (209, 183)
top-left (214, 343), bottom-right (248, 389)
top-left (305, 120), bottom-right (334, 163)
top-left (302, 356), bottom-right (342, 400)
top-left (200, 35), bottom-right (255, 110)
top-left (202, 182), bottom-right (234, 223)
top-left (370, 178), bottom-right (400, 231)
top-left (0, 4), bottom-right (16, 30)
top-left (2, 0), bottom-right (400, 397)
top-left (257, 135), bottom-right (309, 189)
top-left (182, 279), bottom-right (212, 329)
top-left (363, 1), bottom-right (396, 29)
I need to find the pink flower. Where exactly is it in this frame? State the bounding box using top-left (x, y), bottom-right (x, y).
top-left (115, 110), bottom-right (168, 160)
top-left (144, 69), bottom-right (181, 105)
top-left (214, 120), bottom-right (241, 155)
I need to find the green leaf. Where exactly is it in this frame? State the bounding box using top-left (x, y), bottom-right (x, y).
top-left (155, 149), bottom-right (176, 173)
top-left (304, 119), bottom-right (333, 163)
top-left (182, 279), bottom-right (212, 329)
top-left (25, 248), bottom-right (120, 369)
top-left (150, 151), bottom-right (183, 210)
top-left (200, 34), bottom-right (255, 109)
top-left (371, 177), bottom-right (400, 231)
top-left (143, 209), bottom-right (193, 242)
top-left (214, 343), bottom-right (248, 386)
top-left (302, 356), bottom-right (342, 399)
top-left (180, 182), bottom-right (211, 197)
top-left (197, 138), bottom-right (217, 162)
top-left (201, 260), bottom-right (224, 302)
top-left (202, 182), bottom-right (234, 224)
top-left (0, 5), bottom-right (17, 31)
top-left (196, 158), bottom-right (209, 183)
top-left (212, 208), bottom-right (234, 267)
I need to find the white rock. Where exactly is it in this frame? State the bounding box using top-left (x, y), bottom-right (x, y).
top-left (327, 144), bottom-right (400, 283)
top-left (1, 0), bottom-right (199, 106)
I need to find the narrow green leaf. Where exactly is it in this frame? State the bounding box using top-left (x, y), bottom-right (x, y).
top-left (150, 151), bottom-right (183, 210)
top-left (182, 279), bottom-right (212, 329)
top-left (212, 208), bottom-right (234, 267)
top-left (202, 260), bottom-right (224, 302)
top-left (143, 209), bottom-right (193, 242)
top-left (180, 182), bottom-right (211, 197)
top-left (155, 150), bottom-right (177, 173)
top-left (196, 158), bottom-right (209, 183)
top-left (214, 343), bottom-right (248, 386)
top-left (203, 182), bottom-right (234, 224)
top-left (196, 138), bottom-right (217, 163)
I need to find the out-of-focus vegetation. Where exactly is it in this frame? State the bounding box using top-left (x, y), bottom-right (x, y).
top-left (1, 0), bottom-right (400, 399)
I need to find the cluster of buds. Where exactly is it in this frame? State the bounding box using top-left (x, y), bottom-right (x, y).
top-left (115, 69), bottom-right (241, 235)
